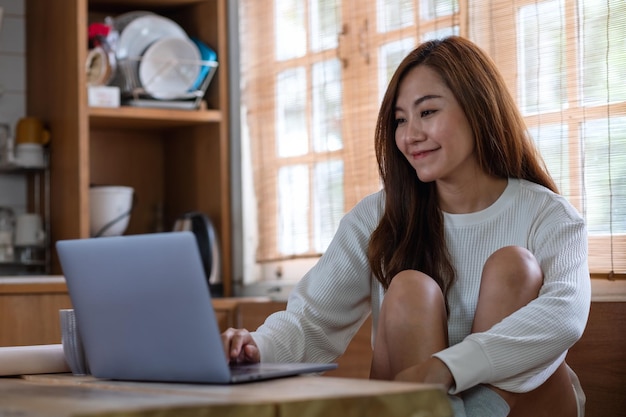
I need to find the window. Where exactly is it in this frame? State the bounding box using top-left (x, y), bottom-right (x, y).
top-left (237, 0), bottom-right (626, 283)
top-left (470, 0), bottom-right (626, 274)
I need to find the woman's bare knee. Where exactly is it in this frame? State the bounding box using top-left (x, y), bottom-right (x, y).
top-left (473, 246), bottom-right (543, 333)
top-left (381, 270), bottom-right (448, 342)
top-left (484, 246), bottom-right (542, 281)
top-left (386, 270), bottom-right (446, 312)
top-left (371, 270), bottom-right (448, 379)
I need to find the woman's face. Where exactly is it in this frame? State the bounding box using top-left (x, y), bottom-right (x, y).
top-left (394, 65), bottom-right (478, 185)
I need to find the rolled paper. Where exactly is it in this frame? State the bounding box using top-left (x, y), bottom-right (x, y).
top-left (0, 344), bottom-right (70, 376)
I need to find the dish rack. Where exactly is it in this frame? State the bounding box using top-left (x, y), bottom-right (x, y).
top-left (112, 55), bottom-right (219, 110)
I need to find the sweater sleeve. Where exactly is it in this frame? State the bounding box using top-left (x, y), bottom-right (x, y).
top-left (434, 202), bottom-right (591, 394)
top-left (250, 192), bottom-right (382, 364)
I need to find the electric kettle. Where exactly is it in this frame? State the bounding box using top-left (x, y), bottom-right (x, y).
top-left (172, 211), bottom-right (222, 297)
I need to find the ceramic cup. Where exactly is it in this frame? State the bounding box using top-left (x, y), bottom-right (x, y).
top-left (14, 143), bottom-right (45, 168)
top-left (14, 213), bottom-right (45, 247)
top-left (15, 117), bottom-right (50, 145)
top-left (89, 186), bottom-right (134, 237)
top-left (59, 309), bottom-right (90, 376)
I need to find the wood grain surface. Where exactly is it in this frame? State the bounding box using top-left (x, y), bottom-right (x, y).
top-left (1, 374), bottom-right (453, 417)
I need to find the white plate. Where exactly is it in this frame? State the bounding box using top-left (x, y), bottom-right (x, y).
top-left (116, 14), bottom-right (187, 60)
top-left (139, 36), bottom-right (201, 100)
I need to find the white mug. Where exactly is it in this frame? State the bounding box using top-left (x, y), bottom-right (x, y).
top-left (14, 213), bottom-right (45, 247)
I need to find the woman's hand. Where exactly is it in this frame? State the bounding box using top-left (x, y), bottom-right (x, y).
top-left (221, 327), bottom-right (261, 364)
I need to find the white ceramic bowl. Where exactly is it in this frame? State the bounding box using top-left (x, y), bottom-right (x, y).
top-left (89, 186), bottom-right (134, 237)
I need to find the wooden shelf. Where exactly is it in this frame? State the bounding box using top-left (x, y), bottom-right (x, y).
top-left (89, 106), bottom-right (222, 129)
top-left (89, 0), bottom-right (205, 9)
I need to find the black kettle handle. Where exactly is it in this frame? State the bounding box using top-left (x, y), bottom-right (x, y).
top-left (189, 213), bottom-right (214, 279)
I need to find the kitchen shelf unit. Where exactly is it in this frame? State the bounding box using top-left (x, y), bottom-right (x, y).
top-left (25, 0), bottom-right (232, 295)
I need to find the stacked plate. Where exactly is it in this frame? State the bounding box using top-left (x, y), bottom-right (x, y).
top-left (110, 11), bottom-right (216, 101)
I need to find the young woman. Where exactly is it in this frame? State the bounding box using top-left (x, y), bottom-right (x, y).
top-left (222, 36), bottom-right (590, 417)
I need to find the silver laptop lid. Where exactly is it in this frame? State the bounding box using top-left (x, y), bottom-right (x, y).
top-left (57, 232), bottom-right (232, 383)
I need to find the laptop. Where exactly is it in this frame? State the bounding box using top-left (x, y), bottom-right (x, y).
top-left (56, 231), bottom-right (337, 384)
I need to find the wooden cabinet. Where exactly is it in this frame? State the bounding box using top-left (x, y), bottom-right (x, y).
top-left (0, 277), bottom-right (72, 347)
top-left (567, 301), bottom-right (626, 417)
top-left (25, 0), bottom-right (232, 295)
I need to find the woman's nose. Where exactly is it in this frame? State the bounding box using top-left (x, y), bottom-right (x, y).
top-left (404, 119), bottom-right (425, 143)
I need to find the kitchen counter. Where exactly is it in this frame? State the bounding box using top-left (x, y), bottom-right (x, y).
top-left (0, 275), bottom-right (67, 293)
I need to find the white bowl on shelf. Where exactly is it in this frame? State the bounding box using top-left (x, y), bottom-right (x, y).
top-left (89, 186), bottom-right (134, 237)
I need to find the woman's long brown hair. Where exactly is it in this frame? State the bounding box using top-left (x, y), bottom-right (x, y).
top-left (367, 36), bottom-right (557, 303)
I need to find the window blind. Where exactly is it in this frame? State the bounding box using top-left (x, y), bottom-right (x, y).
top-left (238, 0), bottom-right (626, 280)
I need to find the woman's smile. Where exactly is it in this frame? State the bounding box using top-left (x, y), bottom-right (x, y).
top-left (411, 147), bottom-right (439, 160)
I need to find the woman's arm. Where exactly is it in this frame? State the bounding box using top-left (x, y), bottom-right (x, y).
top-left (250, 192), bottom-right (383, 363)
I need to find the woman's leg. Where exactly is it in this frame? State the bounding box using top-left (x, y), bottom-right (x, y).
top-left (472, 246), bottom-right (577, 417)
top-left (369, 270), bottom-right (448, 380)
top-left (370, 270), bottom-right (468, 417)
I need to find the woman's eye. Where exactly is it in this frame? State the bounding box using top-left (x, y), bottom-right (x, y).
top-left (394, 117), bottom-right (406, 126)
top-left (421, 109), bottom-right (436, 117)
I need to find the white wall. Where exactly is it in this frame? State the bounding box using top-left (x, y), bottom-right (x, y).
top-left (0, 0), bottom-right (27, 211)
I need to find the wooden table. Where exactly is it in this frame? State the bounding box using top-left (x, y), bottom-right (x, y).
top-left (0, 373), bottom-right (452, 417)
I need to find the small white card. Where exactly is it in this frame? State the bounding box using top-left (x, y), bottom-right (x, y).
top-left (88, 86), bottom-right (120, 108)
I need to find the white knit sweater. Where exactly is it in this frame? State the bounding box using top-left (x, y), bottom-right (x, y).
top-left (251, 178), bottom-right (591, 394)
